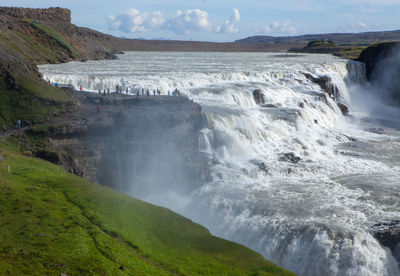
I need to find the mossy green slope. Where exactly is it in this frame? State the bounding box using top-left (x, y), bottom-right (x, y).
top-left (0, 10), bottom-right (118, 127)
top-left (0, 74), bottom-right (74, 127)
top-left (0, 141), bottom-right (294, 276)
top-left (0, 20), bottom-right (76, 127)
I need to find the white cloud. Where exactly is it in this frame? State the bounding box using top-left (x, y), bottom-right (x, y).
top-left (108, 8), bottom-right (245, 36)
top-left (232, 8), bottom-right (240, 22)
top-left (338, 21), bottom-right (376, 33)
top-left (217, 8), bottom-right (241, 34)
top-left (350, 21), bottom-right (368, 29)
top-left (107, 9), bottom-right (165, 33)
top-left (264, 20), bottom-right (297, 34)
top-left (108, 8), bottom-right (215, 35)
top-left (165, 9), bottom-right (212, 35)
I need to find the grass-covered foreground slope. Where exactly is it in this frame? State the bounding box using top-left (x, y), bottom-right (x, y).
top-left (0, 141), bottom-right (294, 276)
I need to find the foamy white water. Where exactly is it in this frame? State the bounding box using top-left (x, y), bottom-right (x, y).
top-left (39, 52), bottom-right (400, 276)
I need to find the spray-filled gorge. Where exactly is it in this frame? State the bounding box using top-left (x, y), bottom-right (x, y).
top-left (39, 52), bottom-right (400, 276)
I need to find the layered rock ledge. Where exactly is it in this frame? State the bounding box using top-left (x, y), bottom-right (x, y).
top-left (0, 7), bottom-right (71, 22)
top-left (28, 91), bottom-right (207, 197)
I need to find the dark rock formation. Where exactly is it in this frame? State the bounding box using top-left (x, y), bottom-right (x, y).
top-left (372, 221), bottom-right (400, 261)
top-left (262, 103), bottom-right (278, 108)
top-left (280, 153), bottom-right (301, 163)
top-left (253, 89), bottom-right (265, 104)
top-left (59, 84), bottom-right (75, 93)
top-left (250, 160), bottom-right (270, 175)
top-left (358, 42), bottom-right (400, 102)
top-left (104, 52), bottom-right (118, 60)
top-left (35, 150), bottom-right (60, 164)
top-left (38, 92), bottom-right (206, 198)
top-left (4, 71), bottom-right (16, 90)
top-left (304, 73), bottom-right (349, 115)
top-left (304, 73), bottom-right (339, 99)
top-left (337, 103), bottom-right (349, 115)
top-left (358, 42), bottom-right (400, 81)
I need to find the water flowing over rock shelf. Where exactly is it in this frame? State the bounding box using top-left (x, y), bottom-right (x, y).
top-left (39, 51), bottom-right (400, 276)
top-left (2, 6), bottom-right (400, 276)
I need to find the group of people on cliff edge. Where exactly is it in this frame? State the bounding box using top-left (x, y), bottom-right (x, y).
top-left (52, 81), bottom-right (183, 97)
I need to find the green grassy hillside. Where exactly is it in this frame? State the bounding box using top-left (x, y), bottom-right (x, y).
top-left (0, 8), bottom-right (120, 127)
top-left (0, 74), bottom-right (75, 127)
top-left (0, 140), bottom-right (294, 276)
top-left (0, 17), bottom-right (76, 127)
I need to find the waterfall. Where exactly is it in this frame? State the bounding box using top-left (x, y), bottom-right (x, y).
top-left (39, 52), bottom-right (400, 276)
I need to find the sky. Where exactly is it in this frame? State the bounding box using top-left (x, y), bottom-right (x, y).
top-left (2, 0), bottom-right (400, 42)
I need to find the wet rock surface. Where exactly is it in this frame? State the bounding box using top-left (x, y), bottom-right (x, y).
top-left (262, 103), bottom-right (278, 108)
top-left (358, 42), bottom-right (400, 81)
top-left (337, 103), bottom-right (349, 115)
top-left (280, 152), bottom-right (301, 163)
top-left (104, 52), bottom-right (118, 60)
top-left (252, 89), bottom-right (265, 104)
top-left (304, 73), bottom-right (349, 115)
top-left (41, 92), bottom-right (206, 197)
top-left (372, 221), bottom-right (400, 261)
top-left (358, 42), bottom-right (400, 102)
top-left (250, 160), bottom-right (270, 175)
top-left (304, 73), bottom-right (339, 99)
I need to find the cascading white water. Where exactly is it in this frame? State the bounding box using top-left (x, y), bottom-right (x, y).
top-left (39, 52), bottom-right (400, 276)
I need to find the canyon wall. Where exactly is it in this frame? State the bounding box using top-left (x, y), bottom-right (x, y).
top-left (36, 93), bottom-right (208, 198)
top-left (358, 42), bottom-right (400, 80)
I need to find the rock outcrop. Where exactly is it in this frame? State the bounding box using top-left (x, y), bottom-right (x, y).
top-left (33, 92), bottom-right (207, 198)
top-left (253, 89), bottom-right (265, 104)
top-left (358, 42), bottom-right (400, 102)
top-left (358, 42), bottom-right (400, 81)
top-left (0, 7), bottom-right (71, 22)
top-left (304, 73), bottom-right (349, 115)
top-left (337, 103), bottom-right (349, 115)
top-left (304, 73), bottom-right (339, 99)
top-left (280, 152), bottom-right (301, 164)
top-left (372, 221), bottom-right (400, 261)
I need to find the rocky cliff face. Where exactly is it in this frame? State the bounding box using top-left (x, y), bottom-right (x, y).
top-left (0, 7), bottom-right (71, 23)
top-left (358, 42), bottom-right (400, 101)
top-left (372, 221), bottom-right (400, 262)
top-left (37, 92), bottom-right (207, 198)
top-left (357, 42), bottom-right (400, 81)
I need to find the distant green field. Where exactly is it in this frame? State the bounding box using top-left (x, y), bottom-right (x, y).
top-left (0, 140), bottom-right (295, 276)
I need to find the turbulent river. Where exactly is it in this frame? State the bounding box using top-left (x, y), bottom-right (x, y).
top-left (39, 52), bottom-right (400, 276)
